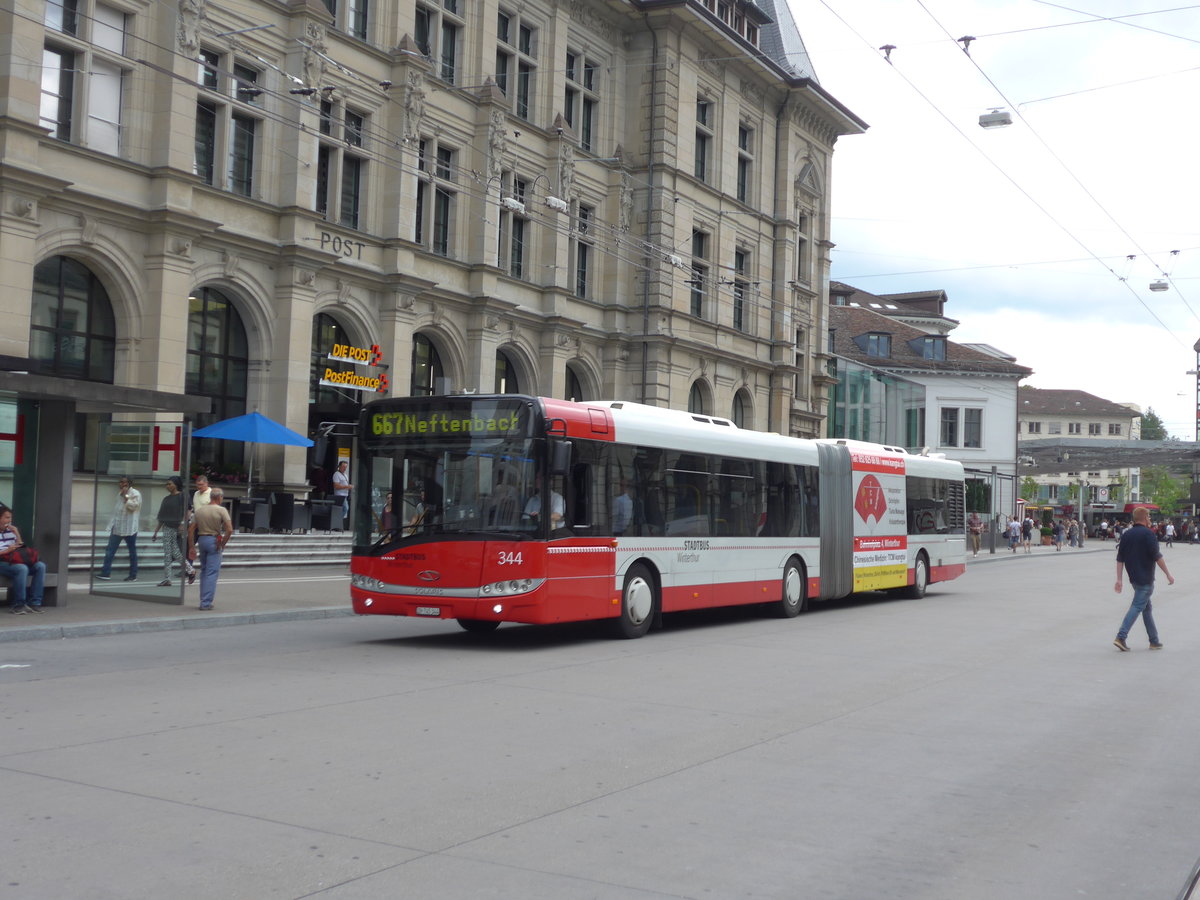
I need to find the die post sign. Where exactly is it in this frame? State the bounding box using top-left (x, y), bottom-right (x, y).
top-left (319, 342), bottom-right (389, 394)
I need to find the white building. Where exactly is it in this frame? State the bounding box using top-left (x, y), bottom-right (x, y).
top-left (827, 284), bottom-right (1031, 523)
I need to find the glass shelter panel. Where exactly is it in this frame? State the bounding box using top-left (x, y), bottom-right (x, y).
top-left (91, 421), bottom-right (191, 604)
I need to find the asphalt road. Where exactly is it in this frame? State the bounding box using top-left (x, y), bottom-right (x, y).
top-left (3, 545), bottom-right (1199, 899)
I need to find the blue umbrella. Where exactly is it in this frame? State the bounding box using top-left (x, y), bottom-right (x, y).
top-left (193, 411), bottom-right (313, 489)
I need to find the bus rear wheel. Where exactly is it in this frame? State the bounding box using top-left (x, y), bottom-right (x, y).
top-left (776, 557), bottom-right (807, 618)
top-left (614, 563), bottom-right (656, 639)
top-left (457, 618), bottom-right (501, 634)
top-left (897, 553), bottom-right (929, 600)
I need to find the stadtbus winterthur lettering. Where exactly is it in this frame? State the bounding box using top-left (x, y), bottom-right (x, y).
top-left (371, 412), bottom-right (518, 436)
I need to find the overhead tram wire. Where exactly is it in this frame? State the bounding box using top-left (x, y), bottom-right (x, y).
top-left (864, 3), bottom-right (1200, 47)
top-left (914, 0), bottom-right (1200, 326)
top-left (833, 245), bottom-right (1200, 281)
top-left (1031, 0), bottom-right (1200, 45)
top-left (815, 0), bottom-right (1189, 349)
top-left (1018, 64), bottom-right (1200, 106)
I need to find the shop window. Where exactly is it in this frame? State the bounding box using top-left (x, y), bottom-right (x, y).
top-left (565, 365), bottom-right (585, 402)
top-left (495, 351), bottom-right (519, 393)
top-left (310, 312), bottom-right (360, 411)
top-left (732, 390), bottom-right (750, 428)
top-left (187, 287), bottom-right (249, 475)
top-left (410, 333), bottom-right (444, 396)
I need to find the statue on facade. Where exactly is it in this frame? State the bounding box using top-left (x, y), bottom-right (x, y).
top-left (404, 71), bottom-right (426, 142)
top-left (487, 109), bottom-right (507, 182)
top-left (558, 142), bottom-right (576, 200)
top-left (618, 171), bottom-right (634, 232)
top-left (178, 0), bottom-right (206, 54)
top-left (303, 22), bottom-right (328, 89)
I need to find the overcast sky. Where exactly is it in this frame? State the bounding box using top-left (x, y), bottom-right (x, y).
top-left (793, 0), bottom-right (1200, 437)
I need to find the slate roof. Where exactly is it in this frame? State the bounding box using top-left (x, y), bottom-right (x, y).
top-left (754, 0), bottom-right (818, 79)
top-left (828, 304), bottom-right (1032, 377)
top-left (1018, 387), bottom-right (1141, 419)
top-left (829, 283), bottom-right (955, 321)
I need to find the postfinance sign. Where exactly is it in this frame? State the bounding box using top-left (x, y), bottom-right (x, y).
top-left (321, 342), bottom-right (388, 394)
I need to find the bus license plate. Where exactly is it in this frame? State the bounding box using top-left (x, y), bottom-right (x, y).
top-left (416, 606), bottom-right (441, 617)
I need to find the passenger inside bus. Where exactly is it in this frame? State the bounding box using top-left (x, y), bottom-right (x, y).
top-left (612, 478), bottom-right (635, 535)
top-left (485, 465), bottom-right (523, 528)
top-left (405, 478), bottom-right (442, 532)
top-left (375, 491), bottom-right (397, 537)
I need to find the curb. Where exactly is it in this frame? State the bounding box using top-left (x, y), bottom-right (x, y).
top-left (0, 606), bottom-right (357, 644)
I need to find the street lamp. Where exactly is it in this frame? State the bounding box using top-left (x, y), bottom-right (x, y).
top-left (1191, 336), bottom-right (1200, 442)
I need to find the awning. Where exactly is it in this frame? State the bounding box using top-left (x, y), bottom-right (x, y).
top-left (0, 370), bottom-right (210, 415)
top-left (1123, 503), bottom-right (1160, 514)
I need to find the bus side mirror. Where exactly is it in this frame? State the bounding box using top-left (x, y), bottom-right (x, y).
top-left (551, 440), bottom-right (572, 476)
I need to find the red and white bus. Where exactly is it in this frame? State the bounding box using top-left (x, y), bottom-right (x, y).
top-left (350, 395), bottom-right (967, 637)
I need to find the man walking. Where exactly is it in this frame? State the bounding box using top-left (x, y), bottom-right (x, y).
top-left (188, 487), bottom-right (233, 610)
top-left (97, 476), bottom-right (142, 581)
top-left (967, 511), bottom-right (983, 558)
top-left (332, 459), bottom-right (352, 525)
top-left (1113, 505), bottom-right (1175, 651)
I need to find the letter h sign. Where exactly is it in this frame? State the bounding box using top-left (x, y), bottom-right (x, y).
top-left (0, 415), bottom-right (24, 464)
top-left (153, 425), bottom-right (181, 472)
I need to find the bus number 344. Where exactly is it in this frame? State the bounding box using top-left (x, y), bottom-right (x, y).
top-left (498, 551), bottom-right (524, 566)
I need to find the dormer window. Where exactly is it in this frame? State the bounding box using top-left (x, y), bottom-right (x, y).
top-left (855, 332), bottom-right (891, 358)
top-left (910, 335), bottom-right (946, 360)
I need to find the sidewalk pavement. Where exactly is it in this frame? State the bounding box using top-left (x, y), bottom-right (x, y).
top-left (968, 539), bottom-right (1115, 562)
top-left (0, 565), bottom-right (353, 643)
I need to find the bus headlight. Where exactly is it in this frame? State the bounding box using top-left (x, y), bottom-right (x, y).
top-left (352, 574), bottom-right (384, 591)
top-left (479, 578), bottom-right (542, 597)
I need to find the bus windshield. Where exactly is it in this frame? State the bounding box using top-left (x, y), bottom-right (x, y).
top-left (355, 398), bottom-right (541, 547)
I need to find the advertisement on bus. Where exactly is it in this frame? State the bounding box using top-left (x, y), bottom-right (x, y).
top-left (850, 450), bottom-right (908, 591)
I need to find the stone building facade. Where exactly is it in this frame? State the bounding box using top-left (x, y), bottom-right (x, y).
top-left (0, 0), bottom-right (864, 499)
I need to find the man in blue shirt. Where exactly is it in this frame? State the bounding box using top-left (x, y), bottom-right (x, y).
top-left (1113, 506), bottom-right (1175, 651)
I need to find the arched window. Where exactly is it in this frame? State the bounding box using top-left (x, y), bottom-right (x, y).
top-left (495, 350), bottom-right (519, 394)
top-left (565, 365), bottom-right (585, 402)
top-left (688, 382), bottom-right (706, 415)
top-left (310, 313), bottom-right (357, 408)
top-left (188, 287), bottom-right (248, 472)
top-left (732, 391), bottom-right (750, 428)
top-left (30, 256), bottom-right (116, 382)
top-left (411, 333), bottom-right (444, 396)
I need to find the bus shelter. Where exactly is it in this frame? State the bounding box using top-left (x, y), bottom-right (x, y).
top-left (0, 365), bottom-right (209, 606)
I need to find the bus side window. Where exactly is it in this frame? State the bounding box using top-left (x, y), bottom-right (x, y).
top-left (567, 462), bottom-right (593, 532)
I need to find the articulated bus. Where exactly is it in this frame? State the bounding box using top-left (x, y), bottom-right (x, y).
top-left (350, 395), bottom-right (967, 637)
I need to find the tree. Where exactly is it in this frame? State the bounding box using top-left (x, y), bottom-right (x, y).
top-left (1019, 476), bottom-right (1040, 503)
top-left (965, 478), bottom-right (990, 513)
top-left (1140, 407), bottom-right (1167, 441)
top-left (1141, 465), bottom-right (1187, 512)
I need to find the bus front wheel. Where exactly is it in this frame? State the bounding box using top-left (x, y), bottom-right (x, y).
top-left (898, 553), bottom-right (929, 600)
top-left (614, 563), bottom-right (656, 639)
top-left (457, 618), bottom-right (501, 634)
top-left (776, 557), bottom-right (807, 618)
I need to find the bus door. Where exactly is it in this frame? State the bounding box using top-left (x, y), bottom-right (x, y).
top-left (662, 453), bottom-right (715, 609)
top-left (817, 443), bottom-right (854, 600)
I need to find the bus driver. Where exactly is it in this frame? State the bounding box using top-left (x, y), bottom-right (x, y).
top-left (524, 485), bottom-right (564, 528)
